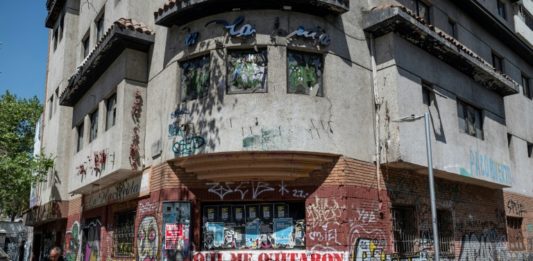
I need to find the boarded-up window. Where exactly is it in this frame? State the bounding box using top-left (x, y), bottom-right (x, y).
top-left (507, 216), bottom-right (525, 251)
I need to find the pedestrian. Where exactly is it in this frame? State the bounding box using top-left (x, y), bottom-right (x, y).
top-left (48, 246), bottom-right (65, 261)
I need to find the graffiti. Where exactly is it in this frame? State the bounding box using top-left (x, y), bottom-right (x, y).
top-left (205, 16), bottom-right (256, 37)
top-left (356, 209), bottom-right (377, 224)
top-left (185, 32), bottom-right (199, 46)
top-left (306, 197), bottom-right (344, 227)
top-left (292, 189), bottom-right (309, 198)
top-left (129, 91), bottom-right (143, 170)
top-left (206, 181), bottom-right (276, 200)
top-left (242, 128), bottom-right (282, 150)
top-left (192, 251), bottom-right (347, 261)
top-left (173, 136), bottom-right (206, 157)
top-left (459, 150), bottom-right (511, 185)
top-left (162, 202), bottom-right (192, 261)
top-left (286, 26), bottom-right (331, 46)
top-left (83, 219), bottom-right (101, 261)
top-left (507, 199), bottom-right (526, 216)
top-left (138, 216), bottom-right (159, 261)
top-left (66, 222), bottom-right (80, 261)
top-left (168, 105), bottom-right (206, 157)
top-left (278, 180), bottom-right (289, 196)
top-left (139, 201), bottom-right (159, 215)
top-left (75, 149), bottom-right (112, 177)
top-left (458, 230), bottom-right (506, 261)
top-left (84, 174), bottom-right (147, 210)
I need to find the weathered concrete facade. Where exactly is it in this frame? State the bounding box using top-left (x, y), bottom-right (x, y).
top-left (28, 0), bottom-right (533, 260)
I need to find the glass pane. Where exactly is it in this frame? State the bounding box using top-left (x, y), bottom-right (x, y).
top-left (181, 55), bottom-right (210, 101)
top-left (106, 94), bottom-right (116, 130)
top-left (417, 1), bottom-right (430, 22)
top-left (475, 109), bottom-right (483, 139)
top-left (466, 106), bottom-right (476, 136)
top-left (457, 102), bottom-right (465, 133)
top-left (227, 49), bottom-right (267, 93)
top-left (287, 51), bottom-right (323, 96)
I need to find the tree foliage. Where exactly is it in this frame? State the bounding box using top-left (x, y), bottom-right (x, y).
top-left (0, 91), bottom-right (54, 220)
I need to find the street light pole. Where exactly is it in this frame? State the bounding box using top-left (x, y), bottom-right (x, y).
top-left (424, 112), bottom-right (440, 261)
top-left (394, 112), bottom-right (440, 260)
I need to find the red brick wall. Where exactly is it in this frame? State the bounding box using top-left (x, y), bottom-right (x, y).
top-left (504, 191), bottom-right (533, 252)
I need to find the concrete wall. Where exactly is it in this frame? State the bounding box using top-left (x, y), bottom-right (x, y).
top-left (145, 8), bottom-right (376, 167)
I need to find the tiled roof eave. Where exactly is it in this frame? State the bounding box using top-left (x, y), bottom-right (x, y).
top-left (45, 0), bottom-right (66, 28)
top-left (154, 0), bottom-right (349, 27)
top-left (60, 25), bottom-right (154, 107)
top-left (364, 6), bottom-right (520, 96)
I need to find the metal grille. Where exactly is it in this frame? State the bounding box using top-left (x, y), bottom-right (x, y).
top-left (392, 207), bottom-right (417, 256)
top-left (507, 216), bottom-right (525, 251)
top-left (113, 211), bottom-right (136, 257)
top-left (437, 210), bottom-right (454, 255)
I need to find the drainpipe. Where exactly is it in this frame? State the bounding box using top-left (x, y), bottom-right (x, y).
top-left (369, 35), bottom-right (382, 202)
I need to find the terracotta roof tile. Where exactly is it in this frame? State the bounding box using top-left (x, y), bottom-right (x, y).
top-left (114, 18), bottom-right (154, 35)
top-left (154, 0), bottom-right (180, 19)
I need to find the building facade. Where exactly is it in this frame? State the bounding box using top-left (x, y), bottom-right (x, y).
top-left (26, 0), bottom-right (533, 260)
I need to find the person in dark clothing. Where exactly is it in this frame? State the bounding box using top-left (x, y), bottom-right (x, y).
top-left (48, 246), bottom-right (64, 261)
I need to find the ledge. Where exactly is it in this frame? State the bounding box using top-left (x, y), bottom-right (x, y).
top-left (45, 0), bottom-right (66, 28)
top-left (154, 0), bottom-right (349, 27)
top-left (169, 151), bottom-right (340, 181)
top-left (364, 6), bottom-right (520, 96)
top-left (60, 19), bottom-right (154, 106)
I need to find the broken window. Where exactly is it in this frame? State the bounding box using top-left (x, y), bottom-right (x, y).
top-left (287, 51), bottom-right (323, 96)
top-left (181, 55), bottom-right (210, 101)
top-left (391, 206), bottom-right (417, 256)
top-left (227, 49), bottom-right (268, 93)
top-left (202, 202), bottom-right (305, 250)
top-left (82, 31), bottom-right (90, 58)
top-left (95, 11), bottom-right (105, 42)
top-left (507, 216), bottom-right (525, 251)
top-left (113, 210), bottom-right (135, 257)
top-left (422, 81), bottom-right (433, 106)
top-left (457, 100), bottom-right (483, 140)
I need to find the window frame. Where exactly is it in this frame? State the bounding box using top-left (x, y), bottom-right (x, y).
top-left (286, 49), bottom-right (324, 97)
top-left (457, 100), bottom-right (484, 140)
top-left (106, 93), bottom-right (117, 131)
top-left (437, 209), bottom-right (455, 256)
top-left (48, 95), bottom-right (54, 120)
top-left (82, 30), bottom-right (91, 58)
top-left (497, 0), bottom-right (507, 20)
top-left (448, 18), bottom-right (457, 38)
top-left (95, 10), bottom-right (105, 42)
top-left (53, 28), bottom-right (59, 51)
top-left (180, 54), bottom-right (211, 101)
top-left (422, 80), bottom-right (433, 106)
top-left (522, 73), bottom-right (531, 99)
top-left (77, 122), bottom-right (84, 152)
top-left (527, 142), bottom-right (533, 158)
top-left (226, 48), bottom-right (268, 94)
top-left (491, 51), bottom-right (504, 73)
top-left (391, 206), bottom-right (417, 257)
top-left (507, 216), bottom-right (525, 251)
top-left (89, 109), bottom-right (99, 142)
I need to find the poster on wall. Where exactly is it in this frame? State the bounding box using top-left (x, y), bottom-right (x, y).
top-left (245, 222), bottom-right (260, 248)
top-left (222, 225), bottom-right (236, 249)
top-left (206, 222), bottom-right (225, 248)
top-left (293, 219), bottom-right (305, 247)
top-left (233, 206), bottom-right (244, 223)
top-left (275, 203), bottom-right (288, 218)
top-left (164, 224), bottom-right (183, 250)
top-left (273, 218), bottom-right (293, 247)
top-left (261, 204), bottom-right (272, 220)
top-left (246, 205), bottom-right (258, 221)
top-left (233, 227), bottom-right (245, 248)
top-left (205, 206), bottom-right (218, 222)
top-left (220, 206), bottom-right (231, 222)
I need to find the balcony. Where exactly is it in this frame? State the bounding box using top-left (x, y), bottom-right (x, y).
top-left (364, 5), bottom-right (519, 96)
top-left (154, 0), bottom-right (349, 27)
top-left (514, 7), bottom-right (533, 48)
top-left (60, 18), bottom-right (154, 106)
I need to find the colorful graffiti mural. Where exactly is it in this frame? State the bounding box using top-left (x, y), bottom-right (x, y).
top-left (82, 219), bottom-right (101, 261)
top-left (138, 216), bottom-right (159, 261)
top-left (65, 222), bottom-right (80, 261)
top-left (162, 202), bottom-right (192, 261)
top-left (459, 150), bottom-right (511, 185)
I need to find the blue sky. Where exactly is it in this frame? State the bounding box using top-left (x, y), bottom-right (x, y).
top-left (0, 2), bottom-right (48, 101)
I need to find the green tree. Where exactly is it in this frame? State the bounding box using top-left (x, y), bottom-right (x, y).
top-left (0, 91), bottom-right (53, 220)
